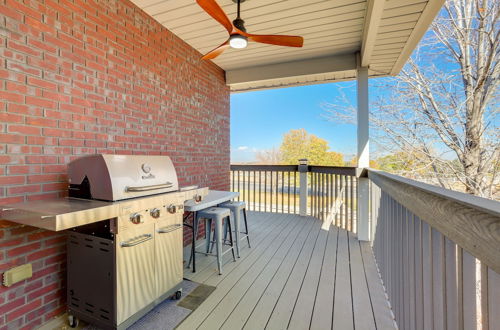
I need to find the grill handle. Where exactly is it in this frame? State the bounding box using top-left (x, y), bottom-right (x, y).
top-left (157, 224), bottom-right (182, 234)
top-left (125, 182), bottom-right (173, 192)
top-left (120, 234), bottom-right (152, 247)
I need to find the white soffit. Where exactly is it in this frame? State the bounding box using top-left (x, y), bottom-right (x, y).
top-left (132, 0), bottom-right (444, 92)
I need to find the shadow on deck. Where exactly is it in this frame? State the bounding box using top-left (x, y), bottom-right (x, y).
top-left (180, 212), bottom-right (396, 330)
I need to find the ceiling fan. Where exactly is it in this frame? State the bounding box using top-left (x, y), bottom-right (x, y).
top-left (197, 0), bottom-right (304, 60)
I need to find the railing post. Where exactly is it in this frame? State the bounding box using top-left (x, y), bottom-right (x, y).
top-left (357, 66), bottom-right (370, 241)
top-left (298, 159), bottom-right (308, 216)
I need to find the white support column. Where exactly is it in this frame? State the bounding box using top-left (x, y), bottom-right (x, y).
top-left (357, 67), bottom-right (370, 241)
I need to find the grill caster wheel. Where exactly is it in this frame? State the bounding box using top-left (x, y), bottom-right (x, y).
top-left (68, 314), bottom-right (79, 328)
top-left (174, 290), bottom-right (182, 300)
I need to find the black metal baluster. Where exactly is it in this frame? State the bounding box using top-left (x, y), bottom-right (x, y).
top-left (340, 175), bottom-right (344, 228)
top-left (253, 171), bottom-right (256, 212)
top-left (259, 171), bottom-right (262, 212)
top-left (294, 171), bottom-right (297, 214)
top-left (264, 171), bottom-right (267, 212)
top-left (335, 174), bottom-right (339, 226)
top-left (237, 171), bottom-right (240, 201)
top-left (270, 170), bottom-right (273, 213)
top-left (313, 172), bottom-right (317, 218)
top-left (276, 171), bottom-right (279, 213)
top-left (247, 170), bottom-right (250, 207)
top-left (287, 171), bottom-right (290, 213)
top-left (281, 171), bottom-right (284, 213)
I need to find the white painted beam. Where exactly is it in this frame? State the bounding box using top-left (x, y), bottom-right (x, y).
top-left (357, 66), bottom-right (370, 242)
top-left (357, 67), bottom-right (369, 168)
top-left (360, 0), bottom-right (385, 67)
top-left (390, 0), bottom-right (445, 75)
top-left (225, 54), bottom-right (357, 86)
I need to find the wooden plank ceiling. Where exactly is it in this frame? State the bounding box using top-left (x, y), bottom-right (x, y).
top-left (131, 0), bottom-right (444, 92)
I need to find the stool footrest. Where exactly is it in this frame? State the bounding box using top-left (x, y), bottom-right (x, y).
top-left (194, 248), bottom-right (234, 258)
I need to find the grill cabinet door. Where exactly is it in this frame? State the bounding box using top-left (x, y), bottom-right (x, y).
top-left (155, 213), bottom-right (183, 298)
top-left (116, 222), bottom-right (155, 324)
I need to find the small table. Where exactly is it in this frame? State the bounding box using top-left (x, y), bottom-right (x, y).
top-left (184, 190), bottom-right (239, 272)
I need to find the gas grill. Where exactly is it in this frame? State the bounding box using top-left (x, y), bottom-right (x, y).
top-left (0, 154), bottom-right (207, 330)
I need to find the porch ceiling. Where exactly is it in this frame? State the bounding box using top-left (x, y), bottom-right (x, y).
top-left (132, 0), bottom-right (444, 92)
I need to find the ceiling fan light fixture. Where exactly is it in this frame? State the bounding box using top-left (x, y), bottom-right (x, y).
top-left (229, 34), bottom-right (248, 49)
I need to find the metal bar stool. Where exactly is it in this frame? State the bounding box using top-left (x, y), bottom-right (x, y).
top-left (219, 201), bottom-right (250, 258)
top-left (188, 207), bottom-right (236, 275)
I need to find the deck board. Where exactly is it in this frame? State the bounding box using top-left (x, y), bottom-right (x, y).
top-left (349, 232), bottom-right (377, 329)
top-left (199, 215), bottom-right (309, 329)
top-left (332, 229), bottom-right (354, 329)
top-left (179, 212), bottom-right (396, 330)
top-left (287, 226), bottom-right (329, 329)
top-left (309, 225), bottom-right (338, 330)
top-left (221, 218), bottom-right (316, 330)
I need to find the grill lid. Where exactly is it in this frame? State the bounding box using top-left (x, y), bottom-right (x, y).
top-left (68, 154), bottom-right (179, 201)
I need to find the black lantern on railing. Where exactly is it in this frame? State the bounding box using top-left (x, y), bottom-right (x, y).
top-left (298, 158), bottom-right (308, 172)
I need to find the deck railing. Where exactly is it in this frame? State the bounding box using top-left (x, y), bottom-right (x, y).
top-left (369, 170), bottom-right (500, 330)
top-left (230, 164), bottom-right (360, 233)
top-left (230, 164), bottom-right (499, 329)
top-left (231, 165), bottom-right (299, 213)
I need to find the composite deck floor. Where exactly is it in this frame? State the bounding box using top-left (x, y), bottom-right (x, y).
top-left (179, 212), bottom-right (396, 330)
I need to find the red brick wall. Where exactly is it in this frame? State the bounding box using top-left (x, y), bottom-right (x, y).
top-left (0, 0), bottom-right (230, 327)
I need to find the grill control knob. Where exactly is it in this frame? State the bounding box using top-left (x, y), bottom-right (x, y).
top-left (130, 213), bottom-right (143, 224)
top-left (150, 208), bottom-right (161, 219)
top-left (167, 204), bottom-right (177, 214)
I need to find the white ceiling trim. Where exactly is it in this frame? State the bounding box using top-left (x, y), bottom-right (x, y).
top-left (226, 54), bottom-right (356, 86)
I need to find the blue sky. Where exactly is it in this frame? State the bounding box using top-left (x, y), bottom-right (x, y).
top-left (230, 82), bottom-right (359, 163)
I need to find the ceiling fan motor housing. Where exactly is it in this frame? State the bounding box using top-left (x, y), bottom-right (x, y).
top-left (232, 17), bottom-right (246, 32)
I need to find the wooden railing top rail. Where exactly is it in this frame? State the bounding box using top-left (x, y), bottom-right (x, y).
top-left (230, 164), bottom-right (360, 177)
top-left (368, 169), bottom-right (500, 274)
top-left (369, 170), bottom-right (500, 217)
top-left (308, 165), bottom-right (360, 177)
top-left (230, 164), bottom-right (298, 172)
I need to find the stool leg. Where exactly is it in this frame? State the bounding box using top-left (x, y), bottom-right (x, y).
top-left (210, 221), bottom-right (218, 254)
top-left (188, 212), bottom-right (198, 272)
top-left (226, 216), bottom-right (236, 262)
top-left (205, 219), bottom-right (212, 253)
top-left (233, 209), bottom-right (241, 258)
top-left (214, 216), bottom-right (223, 275)
top-left (223, 218), bottom-right (228, 242)
top-left (243, 208), bottom-right (250, 248)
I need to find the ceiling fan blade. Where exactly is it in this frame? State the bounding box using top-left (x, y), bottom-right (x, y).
top-left (202, 40), bottom-right (230, 60)
top-left (247, 34), bottom-right (304, 47)
top-left (196, 0), bottom-right (234, 34)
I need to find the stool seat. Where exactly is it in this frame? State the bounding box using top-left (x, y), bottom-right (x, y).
top-left (198, 207), bottom-right (231, 218)
top-left (219, 201), bottom-right (245, 210)
top-left (219, 201), bottom-right (250, 258)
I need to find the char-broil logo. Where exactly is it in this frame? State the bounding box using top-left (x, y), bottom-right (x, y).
top-left (141, 163), bottom-right (155, 179)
